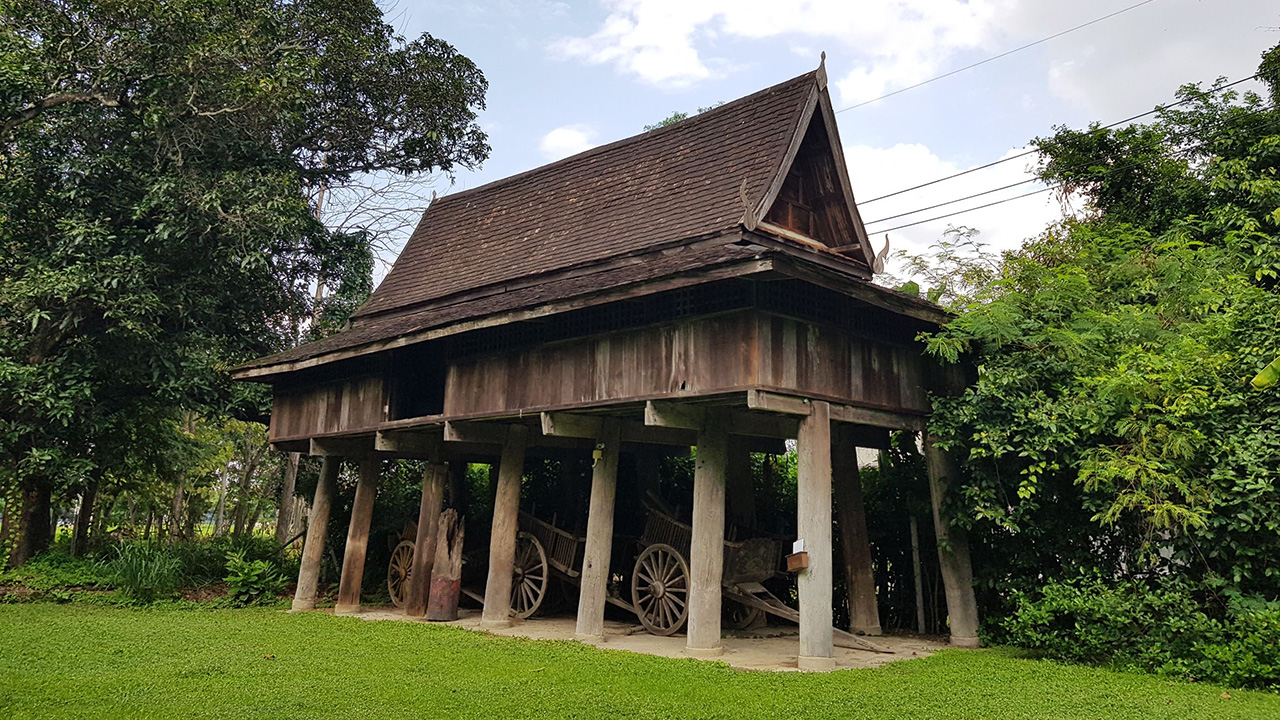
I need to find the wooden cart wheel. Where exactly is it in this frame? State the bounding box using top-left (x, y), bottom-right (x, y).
top-left (631, 543), bottom-right (690, 636)
top-left (723, 599), bottom-right (763, 630)
top-left (387, 540), bottom-right (415, 608)
top-left (511, 531), bottom-right (548, 619)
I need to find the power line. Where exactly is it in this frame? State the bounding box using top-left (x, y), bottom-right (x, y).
top-left (865, 106), bottom-right (1280, 234)
top-left (834, 0), bottom-right (1160, 114)
top-left (858, 73), bottom-right (1261, 206)
top-left (862, 95), bottom-right (1270, 226)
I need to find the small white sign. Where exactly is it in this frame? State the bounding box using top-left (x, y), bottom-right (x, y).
top-left (792, 538), bottom-right (805, 554)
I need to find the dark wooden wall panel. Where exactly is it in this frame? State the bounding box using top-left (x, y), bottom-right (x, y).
top-left (444, 312), bottom-right (761, 417)
top-left (269, 376), bottom-right (384, 441)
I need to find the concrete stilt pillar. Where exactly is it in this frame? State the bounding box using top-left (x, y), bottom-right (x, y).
top-left (725, 435), bottom-right (756, 530)
top-left (796, 401), bottom-right (834, 670)
top-left (335, 458), bottom-right (381, 614)
top-left (404, 461), bottom-right (447, 618)
top-left (292, 456), bottom-right (339, 611)
top-left (833, 427), bottom-right (882, 636)
top-left (482, 425), bottom-right (529, 628)
top-left (575, 419), bottom-right (622, 640)
top-left (924, 433), bottom-right (980, 648)
top-left (686, 417), bottom-right (728, 656)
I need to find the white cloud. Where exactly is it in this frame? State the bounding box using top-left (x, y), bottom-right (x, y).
top-left (538, 124), bottom-right (599, 160)
top-left (845, 142), bottom-right (1069, 279)
top-left (551, 0), bottom-right (1006, 96)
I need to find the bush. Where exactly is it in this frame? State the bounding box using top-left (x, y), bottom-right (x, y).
top-left (0, 552), bottom-right (114, 593)
top-left (104, 544), bottom-right (184, 604)
top-left (224, 551), bottom-right (284, 606)
top-left (1003, 577), bottom-right (1280, 690)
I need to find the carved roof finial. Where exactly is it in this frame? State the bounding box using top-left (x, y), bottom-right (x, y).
top-left (816, 51), bottom-right (828, 90)
top-left (873, 235), bottom-right (890, 274)
top-left (738, 177), bottom-right (758, 231)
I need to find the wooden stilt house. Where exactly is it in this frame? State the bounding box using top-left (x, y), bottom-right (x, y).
top-left (234, 60), bottom-right (980, 664)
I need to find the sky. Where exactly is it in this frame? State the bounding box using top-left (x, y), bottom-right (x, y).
top-left (376, 0), bottom-right (1279, 279)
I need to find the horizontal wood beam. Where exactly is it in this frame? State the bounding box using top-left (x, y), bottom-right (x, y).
top-left (374, 430), bottom-right (442, 456)
top-left (644, 401), bottom-right (706, 431)
top-left (540, 412), bottom-right (602, 439)
top-left (443, 421), bottom-right (513, 445)
top-left (727, 411), bottom-right (800, 439)
top-left (746, 389), bottom-right (814, 416)
top-left (310, 436), bottom-right (374, 458)
top-left (747, 390), bottom-right (926, 432)
top-left (829, 404), bottom-right (925, 432)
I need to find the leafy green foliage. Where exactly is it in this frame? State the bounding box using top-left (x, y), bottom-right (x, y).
top-left (0, 551), bottom-right (112, 593)
top-left (0, 0), bottom-right (488, 563)
top-left (223, 551), bottom-right (284, 606)
top-left (1003, 577), bottom-right (1280, 690)
top-left (104, 544), bottom-right (183, 604)
top-left (3, 604), bottom-right (1280, 718)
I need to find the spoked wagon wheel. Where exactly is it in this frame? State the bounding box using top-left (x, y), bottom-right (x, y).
top-left (723, 599), bottom-right (763, 630)
top-left (631, 543), bottom-right (690, 636)
top-left (511, 531), bottom-right (548, 619)
top-left (387, 540), bottom-right (415, 608)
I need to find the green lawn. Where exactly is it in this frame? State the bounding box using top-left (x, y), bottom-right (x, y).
top-left (1, 604), bottom-right (1277, 719)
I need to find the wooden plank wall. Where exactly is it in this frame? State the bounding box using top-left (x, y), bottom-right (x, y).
top-left (269, 376), bottom-right (385, 442)
top-left (442, 310), bottom-right (929, 418)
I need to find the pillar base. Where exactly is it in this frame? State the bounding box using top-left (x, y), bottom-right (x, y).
top-left (949, 635), bottom-right (981, 649)
top-left (798, 655), bottom-right (836, 672)
top-left (574, 633), bottom-right (604, 643)
top-left (333, 604), bottom-right (361, 615)
top-left (851, 626), bottom-right (884, 637)
top-left (683, 645), bottom-right (724, 659)
top-left (289, 599), bottom-right (316, 612)
top-left (480, 618), bottom-right (512, 630)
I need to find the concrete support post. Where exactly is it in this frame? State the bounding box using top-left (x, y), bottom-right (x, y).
top-left (725, 435), bottom-right (756, 530)
top-left (335, 458), bottom-right (381, 614)
top-left (404, 461), bottom-right (447, 618)
top-left (833, 427), bottom-right (882, 636)
top-left (686, 417), bottom-right (728, 656)
top-left (575, 419), bottom-right (622, 639)
top-left (797, 401), bottom-right (834, 670)
top-left (924, 433), bottom-right (980, 648)
top-left (482, 425), bottom-right (529, 628)
top-left (292, 456), bottom-right (339, 611)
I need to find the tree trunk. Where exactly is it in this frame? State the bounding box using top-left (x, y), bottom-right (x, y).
top-left (72, 476), bottom-right (100, 557)
top-left (246, 501), bottom-right (263, 538)
top-left (214, 472), bottom-right (228, 535)
top-left (275, 452), bottom-right (300, 545)
top-left (169, 480), bottom-right (185, 542)
top-left (10, 474), bottom-right (53, 567)
top-left (144, 508), bottom-right (154, 540)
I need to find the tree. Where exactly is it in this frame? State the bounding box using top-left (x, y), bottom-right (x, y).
top-left (0, 0), bottom-right (489, 565)
top-left (920, 44), bottom-right (1280, 607)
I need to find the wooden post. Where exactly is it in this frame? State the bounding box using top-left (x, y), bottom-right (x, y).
top-left (575, 419), bottom-right (622, 639)
top-left (796, 401), bottom-right (834, 670)
top-left (833, 426), bottom-right (882, 636)
top-left (404, 461), bottom-right (447, 618)
top-left (481, 425), bottom-right (528, 628)
top-left (924, 433), bottom-right (980, 648)
top-left (335, 458), bottom-right (380, 614)
top-left (293, 457), bottom-right (339, 611)
top-left (686, 415), bottom-right (728, 656)
top-left (725, 435), bottom-right (755, 530)
top-left (427, 509), bottom-right (466, 621)
top-left (910, 515), bottom-right (926, 634)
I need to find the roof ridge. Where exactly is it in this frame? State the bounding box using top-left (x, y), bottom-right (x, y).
top-left (429, 69), bottom-right (820, 210)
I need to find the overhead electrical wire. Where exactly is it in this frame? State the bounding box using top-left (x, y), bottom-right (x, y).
top-left (834, 0), bottom-right (1161, 114)
top-left (858, 73), bottom-right (1262, 206)
top-left (862, 105), bottom-right (1280, 234)
top-left (862, 93), bottom-right (1270, 226)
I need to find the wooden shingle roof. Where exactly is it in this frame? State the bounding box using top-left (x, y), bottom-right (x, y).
top-left (235, 65), bottom-right (910, 378)
top-left (355, 69), bottom-right (821, 320)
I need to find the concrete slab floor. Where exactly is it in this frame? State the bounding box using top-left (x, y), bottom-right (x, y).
top-left (336, 606), bottom-right (947, 673)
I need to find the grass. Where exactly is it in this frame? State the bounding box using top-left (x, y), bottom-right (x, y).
top-left (1, 604), bottom-right (1278, 720)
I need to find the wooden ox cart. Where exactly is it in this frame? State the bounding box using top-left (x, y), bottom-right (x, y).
top-left (387, 506), bottom-right (887, 652)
